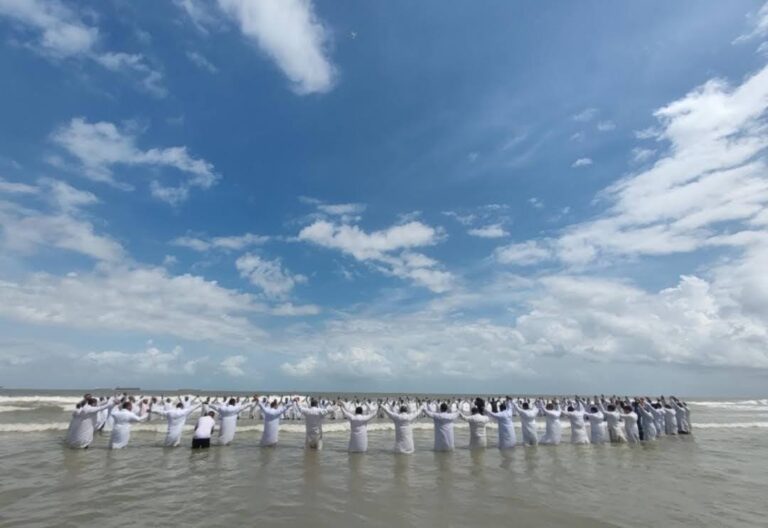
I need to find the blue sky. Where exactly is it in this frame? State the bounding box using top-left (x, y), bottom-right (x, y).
top-left (1, 0), bottom-right (768, 395)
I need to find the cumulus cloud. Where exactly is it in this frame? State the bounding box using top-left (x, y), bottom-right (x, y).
top-left (298, 219), bottom-right (452, 292)
top-left (85, 345), bottom-right (186, 375)
top-left (52, 117), bottom-right (218, 203)
top-left (235, 253), bottom-right (307, 298)
top-left (172, 232), bottom-right (268, 252)
top-left (467, 224), bottom-right (508, 239)
top-left (0, 0), bottom-right (165, 96)
top-left (0, 266), bottom-right (268, 345)
top-left (220, 354), bottom-right (247, 376)
top-left (494, 241), bottom-right (553, 266)
top-left (216, 0), bottom-right (336, 94)
top-left (572, 107), bottom-right (598, 122)
top-left (571, 157), bottom-right (593, 168)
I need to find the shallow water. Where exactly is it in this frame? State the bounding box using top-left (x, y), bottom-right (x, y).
top-left (1, 391), bottom-right (766, 528)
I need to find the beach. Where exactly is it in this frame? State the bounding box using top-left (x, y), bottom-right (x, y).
top-left (0, 391), bottom-right (766, 527)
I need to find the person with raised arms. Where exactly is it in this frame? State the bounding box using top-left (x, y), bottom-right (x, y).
top-left (583, 398), bottom-right (606, 444)
top-left (513, 399), bottom-right (539, 446)
top-left (599, 398), bottom-right (627, 443)
top-left (192, 411), bottom-right (216, 449)
top-left (209, 396), bottom-right (254, 446)
top-left (537, 399), bottom-right (563, 445)
top-left (257, 396), bottom-right (291, 447)
top-left (484, 397), bottom-right (517, 449)
top-left (109, 401), bottom-right (149, 449)
top-left (294, 397), bottom-right (336, 450)
top-left (67, 395), bottom-right (116, 449)
top-left (151, 401), bottom-right (202, 447)
top-left (423, 401), bottom-right (460, 452)
top-left (458, 404), bottom-right (489, 449)
top-left (561, 398), bottom-right (590, 444)
top-left (381, 402), bottom-right (424, 454)
top-left (340, 402), bottom-right (379, 453)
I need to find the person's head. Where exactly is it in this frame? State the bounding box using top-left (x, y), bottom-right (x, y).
top-left (567, 405), bottom-right (575, 412)
top-left (545, 402), bottom-right (554, 411)
top-left (310, 398), bottom-right (319, 407)
top-left (176, 402), bottom-right (184, 409)
top-left (207, 411), bottom-right (215, 418)
top-left (355, 406), bottom-right (364, 415)
top-left (439, 402), bottom-right (449, 413)
top-left (470, 406), bottom-right (479, 415)
top-left (499, 403), bottom-right (507, 412)
top-left (399, 405), bottom-right (408, 414)
top-left (623, 405), bottom-right (633, 413)
top-left (270, 399), bottom-right (278, 409)
top-left (122, 401), bottom-right (132, 410)
top-left (590, 406), bottom-right (598, 413)
top-left (184, 396), bottom-right (189, 401)
top-left (522, 402), bottom-right (530, 410)
top-left (474, 397), bottom-right (485, 408)
top-left (228, 398), bottom-right (236, 406)
top-left (165, 397), bottom-right (171, 403)
top-left (75, 402), bottom-right (82, 409)
top-left (607, 404), bottom-right (616, 412)
top-left (87, 397), bottom-right (98, 406)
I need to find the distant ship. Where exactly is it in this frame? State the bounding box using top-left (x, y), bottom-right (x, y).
top-left (115, 387), bottom-right (141, 391)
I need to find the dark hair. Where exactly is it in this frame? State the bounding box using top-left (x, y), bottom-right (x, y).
top-left (176, 402), bottom-right (184, 409)
top-left (87, 398), bottom-right (98, 406)
top-left (470, 406), bottom-right (479, 415)
top-left (399, 405), bottom-right (408, 413)
top-left (228, 398), bottom-right (237, 405)
top-left (310, 398), bottom-right (318, 407)
top-left (355, 406), bottom-right (363, 415)
top-left (590, 406), bottom-right (598, 413)
top-left (122, 401), bottom-right (132, 410)
top-left (522, 402), bottom-right (530, 410)
top-left (607, 404), bottom-right (616, 412)
top-left (623, 405), bottom-right (633, 413)
top-left (439, 402), bottom-right (449, 413)
top-left (270, 400), bottom-right (278, 408)
top-left (567, 405), bottom-right (575, 412)
top-left (499, 403), bottom-right (507, 412)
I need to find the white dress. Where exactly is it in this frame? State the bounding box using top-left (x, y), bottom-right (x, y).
top-left (296, 404), bottom-right (334, 449)
top-left (210, 402), bottom-right (252, 445)
top-left (584, 410), bottom-right (606, 444)
top-left (513, 404), bottom-right (539, 446)
top-left (382, 406), bottom-right (423, 454)
top-left (67, 400), bottom-right (115, 448)
top-left (109, 408), bottom-right (148, 449)
top-left (562, 408), bottom-right (590, 444)
top-left (154, 405), bottom-right (200, 447)
top-left (459, 413), bottom-right (489, 449)
top-left (485, 404), bottom-right (517, 449)
top-left (538, 405), bottom-right (562, 445)
top-left (258, 402), bottom-right (290, 446)
top-left (341, 407), bottom-right (378, 452)
top-left (423, 408), bottom-right (460, 451)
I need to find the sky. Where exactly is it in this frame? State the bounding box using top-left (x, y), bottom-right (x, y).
top-left (1, 0), bottom-right (768, 396)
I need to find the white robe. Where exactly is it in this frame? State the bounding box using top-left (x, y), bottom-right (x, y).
top-left (673, 403), bottom-right (690, 433)
top-left (67, 400), bottom-right (115, 448)
top-left (621, 411), bottom-right (640, 443)
top-left (154, 405), bottom-right (200, 447)
top-left (211, 402), bottom-right (252, 445)
top-left (382, 406), bottom-right (422, 454)
top-left (562, 409), bottom-right (590, 444)
top-left (108, 409), bottom-right (148, 449)
top-left (600, 404), bottom-right (627, 443)
top-left (584, 410), bottom-right (606, 444)
top-left (514, 404), bottom-right (539, 446)
top-left (341, 407), bottom-right (378, 452)
top-left (296, 404), bottom-right (333, 449)
top-left (637, 405), bottom-right (657, 440)
top-left (538, 405), bottom-right (562, 445)
top-left (258, 402), bottom-right (289, 447)
top-left (663, 407), bottom-right (678, 435)
top-left (423, 408), bottom-right (460, 451)
top-left (485, 405), bottom-right (517, 449)
top-left (459, 413), bottom-right (489, 449)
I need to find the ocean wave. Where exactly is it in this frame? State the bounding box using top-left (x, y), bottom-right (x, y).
top-left (690, 399), bottom-right (768, 407)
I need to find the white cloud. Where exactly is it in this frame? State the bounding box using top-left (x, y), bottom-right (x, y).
top-left (52, 117), bottom-right (218, 203)
top-left (298, 219), bottom-right (452, 292)
top-left (235, 253), bottom-right (307, 298)
top-left (317, 202), bottom-right (366, 216)
top-left (733, 1), bottom-right (768, 43)
top-left (220, 354), bottom-right (247, 376)
top-left (494, 241), bottom-right (553, 266)
top-left (0, 179), bottom-right (124, 261)
top-left (0, 0), bottom-right (165, 96)
top-left (85, 345), bottom-right (186, 375)
top-left (0, 177), bottom-right (37, 194)
top-left (186, 50), bottom-right (218, 73)
top-left (172, 233), bottom-right (268, 252)
top-left (571, 157), bottom-right (593, 168)
top-left (174, 0), bottom-right (220, 34)
top-left (528, 197), bottom-right (544, 209)
top-left (597, 120), bottom-right (616, 132)
top-left (630, 147), bottom-right (656, 164)
top-left (216, 0), bottom-right (336, 94)
top-left (467, 224), bottom-right (508, 238)
top-left (572, 107), bottom-right (598, 122)
top-left (0, 266), bottom-right (268, 345)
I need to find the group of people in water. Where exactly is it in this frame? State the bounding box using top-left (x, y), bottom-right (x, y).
top-left (65, 393), bottom-right (692, 453)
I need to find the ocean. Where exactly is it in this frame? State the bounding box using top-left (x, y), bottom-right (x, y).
top-left (0, 390), bottom-right (766, 527)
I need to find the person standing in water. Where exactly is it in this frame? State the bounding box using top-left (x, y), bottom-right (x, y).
top-left (484, 398), bottom-right (517, 449)
top-left (340, 403), bottom-right (379, 453)
top-left (458, 405), bottom-right (489, 449)
top-left (513, 400), bottom-right (539, 446)
top-left (192, 411), bottom-right (216, 449)
top-left (381, 403), bottom-right (424, 454)
top-left (209, 397), bottom-right (254, 446)
top-left (67, 396), bottom-right (116, 449)
top-left (151, 401), bottom-right (201, 447)
top-left (109, 401), bottom-right (149, 449)
top-left (537, 399), bottom-right (562, 445)
top-left (257, 396), bottom-right (291, 447)
top-left (423, 402), bottom-right (460, 452)
top-left (295, 397), bottom-right (335, 450)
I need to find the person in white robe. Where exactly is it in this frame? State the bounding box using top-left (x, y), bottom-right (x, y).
top-left (341, 404), bottom-right (379, 453)
top-left (636, 400), bottom-right (658, 441)
top-left (109, 402), bottom-right (149, 449)
top-left (583, 402), bottom-right (606, 444)
top-left (671, 398), bottom-right (691, 434)
top-left (423, 402), bottom-right (460, 452)
top-left (67, 396), bottom-right (116, 448)
top-left (209, 397), bottom-right (254, 446)
top-left (295, 398), bottom-right (335, 450)
top-left (662, 402), bottom-right (678, 436)
top-left (561, 400), bottom-right (590, 444)
top-left (620, 405), bottom-right (640, 443)
top-left (152, 401), bottom-right (201, 447)
top-left (537, 400), bottom-right (562, 445)
top-left (599, 400), bottom-right (627, 443)
top-left (485, 399), bottom-right (517, 449)
top-left (257, 398), bottom-right (291, 447)
top-left (513, 400), bottom-right (539, 446)
top-left (458, 406), bottom-right (489, 449)
top-left (382, 403), bottom-right (424, 454)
